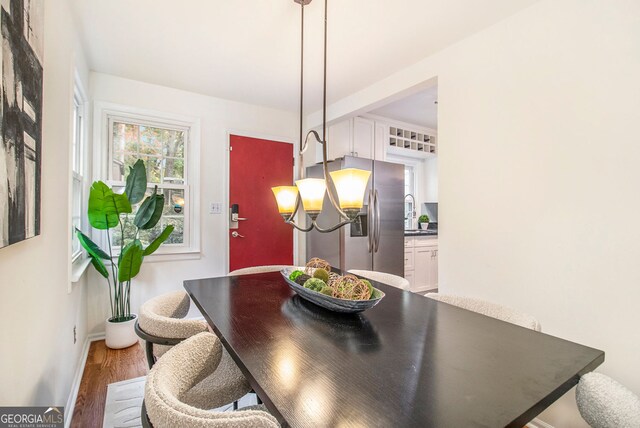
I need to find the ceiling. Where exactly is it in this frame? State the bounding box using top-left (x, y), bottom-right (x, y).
top-left (70, 0), bottom-right (539, 112)
top-left (370, 86), bottom-right (439, 129)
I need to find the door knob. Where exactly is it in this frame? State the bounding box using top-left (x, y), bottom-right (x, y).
top-left (231, 231), bottom-right (244, 238)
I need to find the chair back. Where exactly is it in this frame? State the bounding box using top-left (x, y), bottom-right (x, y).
top-left (228, 265), bottom-right (292, 276)
top-left (576, 372), bottom-right (640, 428)
top-left (347, 269), bottom-right (411, 291)
top-left (425, 293), bottom-right (541, 331)
top-left (138, 291), bottom-right (208, 363)
top-left (144, 332), bottom-right (279, 427)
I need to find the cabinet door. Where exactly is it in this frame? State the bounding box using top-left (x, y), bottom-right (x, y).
top-left (352, 117), bottom-right (374, 159)
top-left (404, 249), bottom-right (414, 272)
top-left (430, 248), bottom-right (438, 290)
top-left (327, 120), bottom-right (352, 161)
top-left (404, 270), bottom-right (414, 290)
top-left (374, 123), bottom-right (387, 161)
top-left (413, 247), bottom-right (431, 291)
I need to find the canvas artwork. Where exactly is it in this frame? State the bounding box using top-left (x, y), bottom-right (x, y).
top-left (0, 0), bottom-right (44, 249)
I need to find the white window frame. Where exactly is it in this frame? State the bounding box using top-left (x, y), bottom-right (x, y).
top-left (93, 102), bottom-right (201, 261)
top-left (70, 76), bottom-right (91, 285)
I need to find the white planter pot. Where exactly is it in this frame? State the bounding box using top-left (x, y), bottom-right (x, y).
top-left (420, 222), bottom-right (429, 230)
top-left (105, 314), bottom-right (138, 349)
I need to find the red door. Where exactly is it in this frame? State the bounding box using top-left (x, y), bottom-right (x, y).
top-left (229, 135), bottom-right (294, 272)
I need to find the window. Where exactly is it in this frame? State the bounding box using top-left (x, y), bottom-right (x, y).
top-left (404, 165), bottom-right (415, 230)
top-left (71, 88), bottom-right (86, 262)
top-left (107, 116), bottom-right (190, 251)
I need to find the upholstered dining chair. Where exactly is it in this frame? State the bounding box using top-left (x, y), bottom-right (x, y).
top-left (136, 291), bottom-right (251, 410)
top-left (576, 372), bottom-right (640, 428)
top-left (347, 269), bottom-right (411, 291)
top-left (228, 265), bottom-right (292, 276)
top-left (425, 293), bottom-right (542, 331)
top-left (142, 332), bottom-right (279, 428)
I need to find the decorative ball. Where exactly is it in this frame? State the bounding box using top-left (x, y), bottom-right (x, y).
top-left (313, 268), bottom-right (330, 283)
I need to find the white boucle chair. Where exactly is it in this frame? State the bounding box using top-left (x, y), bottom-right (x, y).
top-left (228, 265), bottom-right (292, 276)
top-left (137, 291), bottom-right (251, 410)
top-left (425, 293), bottom-right (542, 331)
top-left (143, 332), bottom-right (279, 428)
top-left (347, 269), bottom-right (411, 291)
top-left (576, 372), bottom-right (640, 428)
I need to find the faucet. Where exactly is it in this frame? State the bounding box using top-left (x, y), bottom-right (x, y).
top-left (404, 194), bottom-right (416, 229)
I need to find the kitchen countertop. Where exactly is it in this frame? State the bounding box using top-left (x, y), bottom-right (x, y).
top-left (404, 230), bottom-right (438, 237)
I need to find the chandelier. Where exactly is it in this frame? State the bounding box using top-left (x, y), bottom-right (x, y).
top-left (271, 0), bottom-right (371, 233)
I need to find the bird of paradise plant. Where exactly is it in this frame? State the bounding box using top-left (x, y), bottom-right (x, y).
top-left (76, 159), bottom-right (174, 322)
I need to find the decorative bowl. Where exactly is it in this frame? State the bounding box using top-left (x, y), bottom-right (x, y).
top-left (280, 267), bottom-right (385, 313)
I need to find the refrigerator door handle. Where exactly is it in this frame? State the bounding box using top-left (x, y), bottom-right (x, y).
top-left (374, 189), bottom-right (381, 252)
top-left (367, 189), bottom-right (373, 253)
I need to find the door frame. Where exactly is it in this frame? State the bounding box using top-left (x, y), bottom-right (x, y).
top-left (224, 130), bottom-right (299, 273)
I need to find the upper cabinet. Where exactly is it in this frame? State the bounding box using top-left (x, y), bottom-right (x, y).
top-left (309, 116), bottom-right (437, 164)
top-left (314, 117), bottom-right (379, 163)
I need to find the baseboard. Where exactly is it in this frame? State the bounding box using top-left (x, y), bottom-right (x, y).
top-left (64, 332), bottom-right (105, 428)
top-left (528, 418), bottom-right (555, 428)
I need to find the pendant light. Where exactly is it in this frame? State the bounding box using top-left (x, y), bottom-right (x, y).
top-left (271, 0), bottom-right (371, 233)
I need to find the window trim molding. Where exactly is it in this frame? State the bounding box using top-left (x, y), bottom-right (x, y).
top-left (93, 102), bottom-right (201, 259)
top-left (69, 72), bottom-right (90, 290)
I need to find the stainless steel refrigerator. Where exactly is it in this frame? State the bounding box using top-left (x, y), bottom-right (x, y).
top-left (306, 156), bottom-right (404, 276)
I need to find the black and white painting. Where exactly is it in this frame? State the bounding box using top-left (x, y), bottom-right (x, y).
top-left (0, 0), bottom-right (43, 248)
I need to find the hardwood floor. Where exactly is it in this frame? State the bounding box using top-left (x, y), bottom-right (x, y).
top-left (71, 340), bottom-right (148, 427)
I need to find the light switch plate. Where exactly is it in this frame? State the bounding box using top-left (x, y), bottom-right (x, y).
top-left (210, 203), bottom-right (222, 214)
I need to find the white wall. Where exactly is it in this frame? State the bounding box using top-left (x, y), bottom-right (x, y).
top-left (87, 73), bottom-right (298, 333)
top-left (312, 1), bottom-right (640, 426)
top-left (0, 0), bottom-right (90, 410)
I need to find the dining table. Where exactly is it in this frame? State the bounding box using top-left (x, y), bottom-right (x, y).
top-left (184, 270), bottom-right (604, 428)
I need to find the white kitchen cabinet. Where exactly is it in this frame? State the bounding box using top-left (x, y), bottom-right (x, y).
top-left (327, 120), bottom-right (352, 161)
top-left (352, 117), bottom-right (374, 159)
top-left (313, 117), bottom-right (379, 163)
top-left (404, 236), bottom-right (438, 293)
top-left (413, 247), bottom-right (432, 291)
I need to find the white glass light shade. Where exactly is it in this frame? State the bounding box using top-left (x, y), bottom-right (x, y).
top-left (329, 168), bottom-right (371, 210)
top-left (295, 178), bottom-right (326, 213)
top-left (271, 186), bottom-right (299, 215)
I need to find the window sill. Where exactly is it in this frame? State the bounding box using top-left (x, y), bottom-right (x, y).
top-left (143, 251), bottom-right (201, 263)
top-left (71, 257), bottom-right (92, 283)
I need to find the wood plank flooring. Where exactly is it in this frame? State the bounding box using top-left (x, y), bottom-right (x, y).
top-left (71, 340), bottom-right (147, 427)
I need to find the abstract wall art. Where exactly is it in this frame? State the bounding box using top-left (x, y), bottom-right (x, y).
top-left (0, 0), bottom-right (44, 248)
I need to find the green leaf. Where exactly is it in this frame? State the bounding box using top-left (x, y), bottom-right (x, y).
top-left (88, 181), bottom-right (118, 229)
top-left (118, 240), bottom-right (144, 282)
top-left (88, 181), bottom-right (132, 229)
top-left (124, 159), bottom-right (147, 204)
top-left (76, 229), bottom-right (110, 259)
top-left (90, 256), bottom-right (109, 278)
top-left (143, 225), bottom-right (174, 256)
top-left (76, 229), bottom-right (110, 278)
top-left (112, 192), bottom-right (132, 215)
top-left (134, 187), bottom-right (164, 230)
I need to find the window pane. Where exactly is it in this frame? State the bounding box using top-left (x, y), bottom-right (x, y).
top-left (111, 186), bottom-right (184, 248)
top-left (164, 188), bottom-right (185, 215)
top-left (163, 129), bottom-right (184, 158)
top-left (138, 222), bottom-right (163, 247)
top-left (143, 156), bottom-right (162, 183)
top-left (113, 122), bottom-right (138, 154)
top-left (112, 153), bottom-right (139, 182)
top-left (139, 126), bottom-right (165, 157)
top-left (164, 217), bottom-right (184, 244)
top-left (163, 157), bottom-right (184, 183)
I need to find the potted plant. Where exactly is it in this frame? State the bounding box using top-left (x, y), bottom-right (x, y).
top-left (76, 160), bottom-right (174, 349)
top-left (419, 214), bottom-right (430, 230)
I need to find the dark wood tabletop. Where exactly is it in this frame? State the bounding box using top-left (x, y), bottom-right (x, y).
top-left (184, 272), bottom-right (604, 428)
